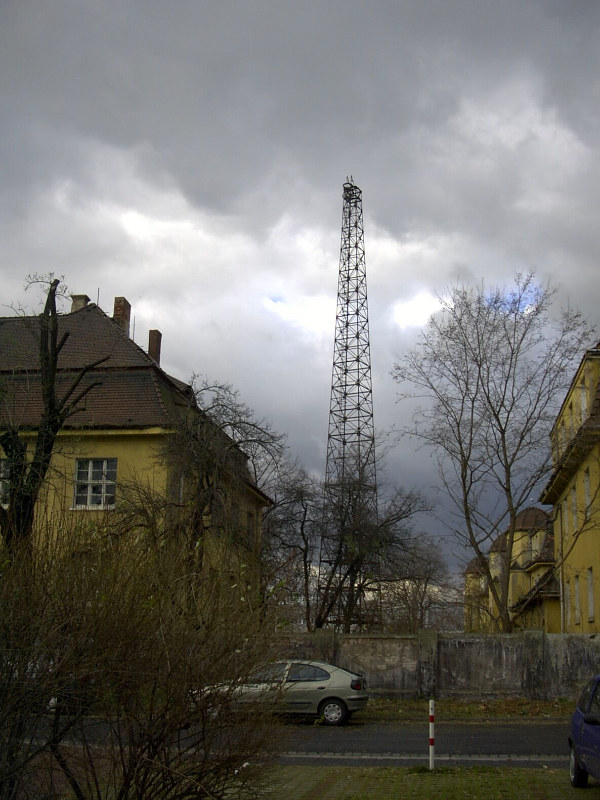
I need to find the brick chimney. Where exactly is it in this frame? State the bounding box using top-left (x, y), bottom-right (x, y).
top-left (113, 297), bottom-right (131, 337)
top-left (71, 294), bottom-right (90, 312)
top-left (148, 329), bottom-right (162, 365)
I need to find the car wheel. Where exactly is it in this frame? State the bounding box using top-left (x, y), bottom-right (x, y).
top-left (319, 698), bottom-right (348, 726)
top-left (570, 745), bottom-right (588, 788)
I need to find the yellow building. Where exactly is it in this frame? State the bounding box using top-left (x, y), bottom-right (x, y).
top-left (507, 508), bottom-right (560, 632)
top-left (464, 554), bottom-right (489, 632)
top-left (463, 507), bottom-right (559, 632)
top-left (540, 342), bottom-right (600, 633)
top-left (0, 294), bottom-right (270, 576)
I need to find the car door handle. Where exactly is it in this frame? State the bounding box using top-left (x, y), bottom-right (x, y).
top-left (317, 686), bottom-right (326, 690)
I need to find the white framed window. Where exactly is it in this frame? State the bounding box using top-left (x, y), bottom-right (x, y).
top-left (575, 575), bottom-right (581, 625)
top-left (588, 568), bottom-right (595, 623)
top-left (571, 485), bottom-right (578, 534)
top-left (0, 459), bottom-right (9, 506)
top-left (73, 459), bottom-right (117, 509)
top-left (565, 581), bottom-right (571, 629)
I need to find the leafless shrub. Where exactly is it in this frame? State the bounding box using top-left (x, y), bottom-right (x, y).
top-left (0, 521), bottom-right (282, 800)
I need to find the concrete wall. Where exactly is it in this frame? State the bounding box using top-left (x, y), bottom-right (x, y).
top-left (279, 630), bottom-right (600, 699)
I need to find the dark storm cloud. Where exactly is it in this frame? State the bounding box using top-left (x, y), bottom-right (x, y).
top-left (2, 1), bottom-right (600, 559)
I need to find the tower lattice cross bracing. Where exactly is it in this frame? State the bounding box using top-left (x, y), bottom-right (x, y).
top-left (326, 179), bottom-right (376, 497)
top-left (317, 178), bottom-right (379, 631)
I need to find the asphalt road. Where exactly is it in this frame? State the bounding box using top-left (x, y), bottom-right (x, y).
top-left (277, 720), bottom-right (570, 767)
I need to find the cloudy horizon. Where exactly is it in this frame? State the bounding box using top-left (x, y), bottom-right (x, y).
top-left (2, 1), bottom-right (600, 567)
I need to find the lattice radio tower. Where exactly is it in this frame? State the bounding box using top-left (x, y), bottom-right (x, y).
top-left (317, 178), bottom-right (378, 630)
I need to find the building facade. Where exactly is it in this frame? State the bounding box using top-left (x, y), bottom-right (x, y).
top-left (540, 343), bottom-right (600, 633)
top-left (0, 293), bottom-right (269, 577)
top-left (464, 507), bottom-right (559, 632)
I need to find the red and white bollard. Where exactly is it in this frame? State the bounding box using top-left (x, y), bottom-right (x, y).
top-left (429, 699), bottom-right (435, 770)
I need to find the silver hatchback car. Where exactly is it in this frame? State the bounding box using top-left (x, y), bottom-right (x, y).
top-left (233, 660), bottom-right (369, 725)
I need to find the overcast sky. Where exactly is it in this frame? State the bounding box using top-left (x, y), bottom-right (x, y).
top-left (2, 1), bottom-right (600, 564)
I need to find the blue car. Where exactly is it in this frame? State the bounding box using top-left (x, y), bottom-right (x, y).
top-left (569, 675), bottom-right (600, 787)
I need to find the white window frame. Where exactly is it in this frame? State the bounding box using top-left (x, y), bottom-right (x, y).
top-left (73, 458), bottom-right (117, 509)
top-left (588, 568), bottom-right (595, 623)
top-left (571, 485), bottom-right (578, 534)
top-left (575, 575), bottom-right (581, 625)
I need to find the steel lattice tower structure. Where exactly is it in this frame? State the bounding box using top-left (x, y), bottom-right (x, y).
top-left (317, 178), bottom-right (378, 630)
top-left (325, 178), bottom-right (376, 495)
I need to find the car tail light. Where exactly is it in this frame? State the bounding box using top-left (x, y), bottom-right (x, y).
top-left (351, 678), bottom-right (365, 691)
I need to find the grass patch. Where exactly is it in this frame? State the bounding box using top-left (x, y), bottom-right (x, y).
top-left (263, 765), bottom-right (585, 799)
top-left (365, 695), bottom-right (573, 722)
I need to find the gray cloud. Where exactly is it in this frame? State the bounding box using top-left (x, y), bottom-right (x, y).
top-left (2, 0), bottom-right (600, 564)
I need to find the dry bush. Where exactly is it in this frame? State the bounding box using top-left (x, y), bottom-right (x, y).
top-left (0, 524), bottom-right (283, 800)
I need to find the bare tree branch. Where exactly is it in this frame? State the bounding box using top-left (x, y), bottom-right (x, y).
top-left (392, 273), bottom-right (595, 631)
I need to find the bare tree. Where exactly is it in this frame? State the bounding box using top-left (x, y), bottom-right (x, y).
top-left (261, 444), bottom-right (426, 633)
top-left (313, 479), bottom-right (425, 632)
top-left (0, 522), bottom-right (282, 800)
top-left (392, 274), bottom-right (594, 631)
top-left (378, 542), bottom-right (462, 633)
top-left (154, 378), bottom-right (285, 596)
top-left (0, 542), bottom-right (98, 800)
top-left (0, 282), bottom-right (286, 797)
top-left (0, 277), bottom-right (107, 554)
top-left (261, 462), bottom-right (320, 630)
top-left (190, 378), bottom-right (286, 489)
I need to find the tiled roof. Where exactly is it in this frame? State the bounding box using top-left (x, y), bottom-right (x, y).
top-left (0, 371), bottom-right (190, 429)
top-left (513, 506), bottom-right (549, 531)
top-left (489, 507), bottom-right (549, 554)
top-left (0, 303), bottom-right (154, 370)
top-left (474, 507), bottom-right (551, 572)
top-left (0, 303), bottom-right (192, 430)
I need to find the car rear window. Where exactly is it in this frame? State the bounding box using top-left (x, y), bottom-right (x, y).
top-left (287, 664), bottom-right (330, 682)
